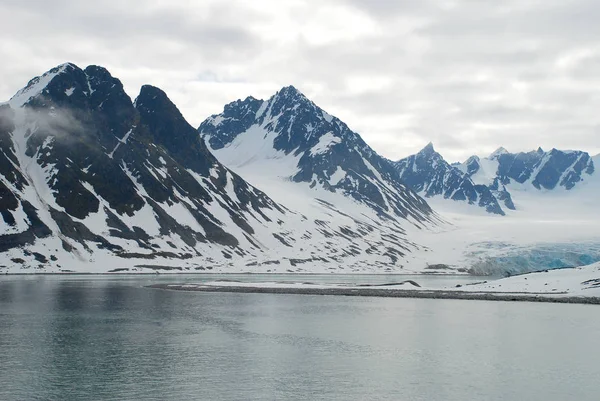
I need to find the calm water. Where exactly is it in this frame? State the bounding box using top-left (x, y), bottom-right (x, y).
top-left (1, 275), bottom-right (599, 401)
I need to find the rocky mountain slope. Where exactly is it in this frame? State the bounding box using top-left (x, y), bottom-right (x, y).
top-left (197, 86), bottom-right (449, 272)
top-left (393, 143), bottom-right (510, 215)
top-left (0, 64), bottom-right (439, 273)
top-left (394, 144), bottom-right (596, 215)
top-left (200, 86), bottom-right (435, 223)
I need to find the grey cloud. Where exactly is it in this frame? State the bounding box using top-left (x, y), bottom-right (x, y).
top-left (0, 1), bottom-right (261, 61)
top-left (1, 0), bottom-right (599, 161)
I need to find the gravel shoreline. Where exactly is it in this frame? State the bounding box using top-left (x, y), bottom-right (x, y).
top-left (148, 283), bottom-right (600, 305)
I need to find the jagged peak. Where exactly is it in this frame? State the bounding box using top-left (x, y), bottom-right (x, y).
top-left (135, 85), bottom-right (177, 110)
top-left (221, 95), bottom-right (263, 112)
top-left (489, 146), bottom-right (509, 159)
top-left (138, 84), bottom-right (166, 98)
top-left (277, 85), bottom-right (303, 97)
top-left (84, 65), bottom-right (115, 80)
top-left (135, 84), bottom-right (189, 124)
top-left (464, 155), bottom-right (481, 168)
top-left (8, 62), bottom-right (81, 107)
top-left (269, 85), bottom-right (312, 107)
top-left (243, 95), bottom-right (260, 103)
top-left (536, 147), bottom-right (544, 154)
top-left (419, 142), bottom-right (435, 154)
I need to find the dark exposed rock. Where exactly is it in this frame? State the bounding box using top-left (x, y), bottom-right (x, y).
top-left (199, 85), bottom-right (435, 224)
top-left (1, 63), bottom-right (301, 269)
top-left (394, 144), bottom-right (505, 215)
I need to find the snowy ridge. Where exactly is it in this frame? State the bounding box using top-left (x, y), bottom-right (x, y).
top-left (8, 63), bottom-right (73, 108)
top-left (393, 143), bottom-right (507, 215)
top-left (0, 64), bottom-right (441, 274)
top-left (397, 144), bottom-right (597, 215)
top-left (391, 144), bottom-right (600, 276)
top-left (200, 85), bottom-right (436, 225)
top-left (195, 86), bottom-right (454, 273)
top-left (2, 63), bottom-right (598, 277)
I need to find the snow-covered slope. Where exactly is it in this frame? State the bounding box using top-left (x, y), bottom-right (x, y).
top-left (171, 261), bottom-right (600, 300)
top-left (393, 143), bottom-right (509, 215)
top-left (200, 86), bottom-right (435, 224)
top-left (396, 144), bottom-right (597, 217)
top-left (460, 147), bottom-right (595, 191)
top-left (198, 86), bottom-right (450, 272)
top-left (0, 65), bottom-right (439, 273)
top-left (3, 63), bottom-right (597, 277)
top-left (389, 145), bottom-right (600, 275)
top-left (462, 262), bottom-right (600, 298)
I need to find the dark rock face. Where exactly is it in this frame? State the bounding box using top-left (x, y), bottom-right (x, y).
top-left (2, 64), bottom-right (435, 272)
top-left (0, 63), bottom-right (292, 267)
top-left (394, 142), bottom-right (595, 215)
top-left (201, 96), bottom-right (263, 151)
top-left (199, 86), bottom-right (435, 224)
top-left (490, 148), bottom-right (594, 190)
top-left (0, 105), bottom-right (25, 223)
top-left (393, 144), bottom-right (506, 215)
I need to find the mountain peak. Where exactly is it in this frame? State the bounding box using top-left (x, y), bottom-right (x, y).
top-left (465, 155), bottom-right (480, 163)
top-left (278, 85), bottom-right (302, 96)
top-left (489, 146), bottom-right (509, 159)
top-left (419, 142), bottom-right (436, 155)
top-left (135, 85), bottom-right (175, 112)
top-left (8, 62), bottom-right (81, 107)
top-left (136, 84), bottom-right (215, 175)
top-left (199, 84), bottom-right (435, 224)
top-left (138, 84), bottom-right (167, 98)
top-left (271, 85), bottom-right (310, 106)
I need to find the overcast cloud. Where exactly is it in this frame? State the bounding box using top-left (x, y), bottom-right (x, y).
top-left (1, 0), bottom-right (599, 162)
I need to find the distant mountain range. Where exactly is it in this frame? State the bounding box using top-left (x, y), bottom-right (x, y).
top-left (394, 143), bottom-right (597, 215)
top-left (0, 62), bottom-right (597, 273)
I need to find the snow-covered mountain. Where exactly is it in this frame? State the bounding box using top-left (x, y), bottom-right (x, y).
top-left (394, 144), bottom-right (597, 215)
top-left (0, 65), bottom-right (439, 273)
top-left (198, 86), bottom-right (449, 272)
top-left (3, 63), bottom-right (596, 276)
top-left (458, 146), bottom-right (595, 190)
top-left (393, 143), bottom-right (509, 215)
top-left (200, 86), bottom-right (435, 223)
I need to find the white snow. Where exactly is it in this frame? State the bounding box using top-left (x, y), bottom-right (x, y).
top-left (255, 100), bottom-right (268, 119)
top-left (309, 132), bottom-right (341, 155)
top-left (461, 262), bottom-right (600, 297)
top-left (328, 166), bottom-right (346, 186)
top-left (469, 158), bottom-right (499, 186)
top-left (65, 87), bottom-right (76, 97)
top-left (210, 115), bottom-right (225, 126)
top-left (489, 146), bottom-right (509, 159)
top-left (107, 128), bottom-right (133, 159)
top-left (167, 262), bottom-right (600, 299)
top-left (171, 280), bottom-right (422, 291)
top-left (9, 63), bottom-right (72, 108)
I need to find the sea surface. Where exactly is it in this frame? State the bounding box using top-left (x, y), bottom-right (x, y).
top-left (1, 274), bottom-right (599, 401)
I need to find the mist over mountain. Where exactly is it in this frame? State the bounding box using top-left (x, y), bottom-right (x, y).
top-left (0, 64), bottom-right (440, 273)
top-left (1, 63), bottom-right (598, 274)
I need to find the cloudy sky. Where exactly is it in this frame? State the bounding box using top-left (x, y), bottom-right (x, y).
top-left (1, 0), bottom-right (599, 162)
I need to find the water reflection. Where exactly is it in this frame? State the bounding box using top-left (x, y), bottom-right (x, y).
top-left (0, 276), bottom-right (599, 400)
